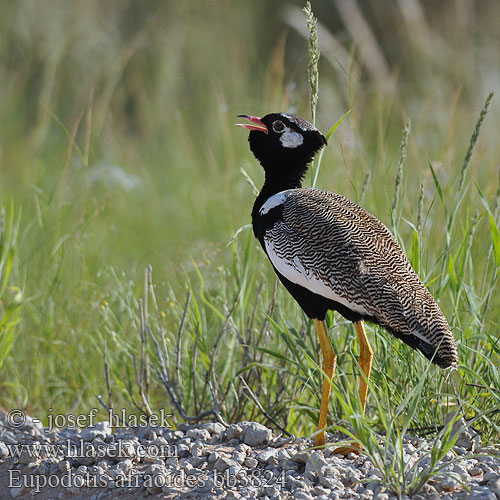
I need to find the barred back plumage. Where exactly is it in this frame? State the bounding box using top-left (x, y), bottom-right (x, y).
top-left (259, 188), bottom-right (457, 368)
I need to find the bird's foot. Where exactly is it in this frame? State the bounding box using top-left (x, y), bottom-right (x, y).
top-left (331, 442), bottom-right (362, 456)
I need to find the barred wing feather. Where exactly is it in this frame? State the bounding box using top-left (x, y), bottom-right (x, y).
top-left (262, 188), bottom-right (457, 368)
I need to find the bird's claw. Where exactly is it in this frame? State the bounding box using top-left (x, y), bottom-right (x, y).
top-left (331, 442), bottom-right (362, 456)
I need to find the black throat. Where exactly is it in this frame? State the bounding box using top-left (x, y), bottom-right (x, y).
top-left (251, 157), bottom-right (309, 237)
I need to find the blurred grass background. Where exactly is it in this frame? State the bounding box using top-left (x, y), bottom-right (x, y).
top-left (0, 0), bottom-right (499, 446)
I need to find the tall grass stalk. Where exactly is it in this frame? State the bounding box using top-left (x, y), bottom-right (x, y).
top-left (444, 91), bottom-right (494, 252)
top-left (390, 118), bottom-right (411, 232)
top-left (304, 1), bottom-right (319, 127)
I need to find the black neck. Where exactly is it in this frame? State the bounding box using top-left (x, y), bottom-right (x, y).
top-left (252, 158), bottom-right (308, 222)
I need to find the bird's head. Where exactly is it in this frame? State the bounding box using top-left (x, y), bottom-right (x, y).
top-left (236, 113), bottom-right (327, 169)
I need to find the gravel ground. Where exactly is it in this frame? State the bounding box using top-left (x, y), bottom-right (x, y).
top-left (1, 410), bottom-right (499, 500)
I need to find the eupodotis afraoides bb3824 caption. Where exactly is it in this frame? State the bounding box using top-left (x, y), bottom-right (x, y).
top-left (236, 113), bottom-right (457, 452)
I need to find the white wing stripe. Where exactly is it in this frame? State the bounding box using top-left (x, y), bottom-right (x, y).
top-left (259, 190), bottom-right (292, 215)
top-left (264, 237), bottom-right (369, 316)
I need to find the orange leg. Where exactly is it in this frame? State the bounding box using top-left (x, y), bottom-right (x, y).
top-left (312, 318), bottom-right (337, 447)
top-left (355, 320), bottom-right (373, 411)
top-left (334, 320), bottom-right (373, 455)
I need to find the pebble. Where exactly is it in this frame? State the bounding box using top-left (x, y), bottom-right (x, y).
top-left (226, 424), bottom-right (243, 440)
top-left (11, 486), bottom-right (30, 498)
top-left (466, 486), bottom-right (498, 500)
top-left (242, 422), bottom-right (272, 446)
top-left (293, 490), bottom-right (314, 500)
top-left (292, 450), bottom-right (309, 463)
top-left (490, 479), bottom-right (500, 497)
top-left (441, 476), bottom-right (459, 492)
top-left (81, 421), bottom-right (111, 441)
top-left (214, 456), bottom-right (236, 472)
top-left (0, 441), bottom-right (9, 457)
top-left (203, 422), bottom-right (225, 435)
top-left (256, 448), bottom-right (277, 463)
top-left (186, 428), bottom-right (211, 441)
top-left (485, 471), bottom-right (500, 481)
top-left (244, 456), bottom-right (258, 468)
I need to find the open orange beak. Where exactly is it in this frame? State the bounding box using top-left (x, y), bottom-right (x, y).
top-left (235, 115), bottom-right (268, 134)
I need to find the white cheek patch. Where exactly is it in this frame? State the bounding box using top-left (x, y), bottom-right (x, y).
top-left (279, 127), bottom-right (303, 148)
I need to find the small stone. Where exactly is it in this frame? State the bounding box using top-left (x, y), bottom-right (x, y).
top-left (226, 424), bottom-right (243, 440)
top-left (203, 422), bottom-right (225, 435)
top-left (232, 450), bottom-right (246, 464)
top-left (11, 485), bottom-right (30, 498)
top-left (470, 466), bottom-right (483, 477)
top-left (165, 430), bottom-right (183, 442)
top-left (208, 452), bottom-right (219, 463)
top-left (466, 486), bottom-right (497, 500)
top-left (293, 490), bottom-right (313, 500)
top-left (136, 425), bottom-right (157, 441)
top-left (177, 443), bottom-right (190, 458)
top-left (1, 431), bottom-right (18, 445)
top-left (373, 494), bottom-right (389, 500)
top-left (313, 486), bottom-right (330, 496)
top-left (59, 460), bottom-right (72, 473)
top-left (243, 423), bottom-right (272, 446)
top-left (191, 443), bottom-right (204, 457)
top-left (17, 449), bottom-right (35, 465)
top-left (485, 472), bottom-right (500, 482)
top-left (305, 451), bottom-right (328, 474)
top-left (81, 421), bottom-right (111, 442)
top-left (214, 456), bottom-right (236, 472)
top-left (291, 450), bottom-right (309, 464)
top-left (186, 428), bottom-right (211, 441)
top-left (365, 481), bottom-right (379, 492)
top-left (244, 457), bottom-right (258, 468)
top-left (0, 441), bottom-right (9, 457)
top-left (235, 443), bottom-right (251, 456)
top-left (282, 459), bottom-right (300, 471)
top-left (228, 464), bottom-right (242, 477)
top-left (256, 449), bottom-right (277, 464)
top-left (117, 459), bottom-right (133, 472)
top-left (187, 456), bottom-right (205, 468)
top-left (441, 476), bottom-right (458, 492)
top-left (490, 479), bottom-right (500, 497)
top-left (262, 485), bottom-right (281, 497)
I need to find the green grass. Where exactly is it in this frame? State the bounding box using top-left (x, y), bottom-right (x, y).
top-left (0, 2), bottom-right (499, 494)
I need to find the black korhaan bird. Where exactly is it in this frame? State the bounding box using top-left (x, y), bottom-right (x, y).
top-left (237, 112), bottom-right (458, 449)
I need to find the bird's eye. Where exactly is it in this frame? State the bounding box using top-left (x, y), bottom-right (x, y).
top-left (272, 120), bottom-right (285, 133)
